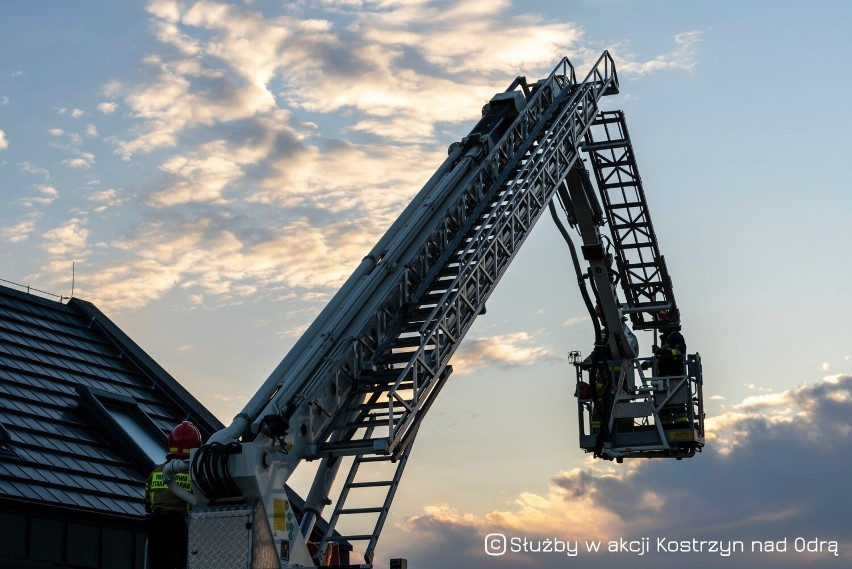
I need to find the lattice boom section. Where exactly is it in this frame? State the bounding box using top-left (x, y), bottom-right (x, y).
top-left (583, 110), bottom-right (676, 329)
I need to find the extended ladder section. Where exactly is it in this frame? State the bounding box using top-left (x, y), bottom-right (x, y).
top-left (582, 111), bottom-right (677, 331)
top-left (318, 440), bottom-right (415, 564)
top-left (310, 53), bottom-right (618, 562)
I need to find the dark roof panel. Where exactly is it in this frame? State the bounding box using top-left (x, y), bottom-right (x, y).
top-left (0, 284), bottom-right (224, 520)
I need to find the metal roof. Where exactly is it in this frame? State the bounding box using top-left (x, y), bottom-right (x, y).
top-left (0, 285), bottom-right (224, 519)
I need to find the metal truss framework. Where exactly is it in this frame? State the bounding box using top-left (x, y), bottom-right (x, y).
top-left (582, 111), bottom-right (678, 330)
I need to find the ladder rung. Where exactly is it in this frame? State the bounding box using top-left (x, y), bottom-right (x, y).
top-left (622, 303), bottom-right (672, 313)
top-left (338, 507), bottom-right (385, 515)
top-left (602, 179), bottom-right (639, 189)
top-left (359, 369), bottom-right (411, 383)
top-left (606, 200), bottom-right (643, 209)
top-left (352, 400), bottom-right (413, 413)
top-left (347, 480), bottom-right (394, 489)
top-left (319, 439), bottom-right (389, 455)
top-left (422, 289), bottom-right (453, 303)
top-left (583, 139), bottom-right (627, 151)
top-left (623, 261), bottom-right (659, 269)
top-left (392, 335), bottom-right (423, 349)
top-left (611, 221), bottom-right (649, 230)
top-left (337, 418), bottom-right (399, 431)
top-left (356, 455), bottom-right (397, 463)
top-left (617, 245), bottom-right (655, 255)
top-left (595, 158), bottom-right (634, 169)
top-left (326, 534), bottom-right (374, 542)
top-left (346, 407), bottom-right (408, 419)
top-left (403, 309), bottom-right (435, 324)
top-left (623, 281), bottom-right (664, 290)
top-left (437, 265), bottom-right (460, 279)
top-left (352, 401), bottom-right (393, 411)
top-left (381, 349), bottom-right (432, 365)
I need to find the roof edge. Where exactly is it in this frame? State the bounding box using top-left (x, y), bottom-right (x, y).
top-left (67, 297), bottom-right (224, 435)
top-left (0, 283), bottom-right (70, 309)
top-left (0, 496), bottom-right (145, 527)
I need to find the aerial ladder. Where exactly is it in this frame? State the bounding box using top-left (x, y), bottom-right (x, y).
top-left (179, 51), bottom-right (704, 568)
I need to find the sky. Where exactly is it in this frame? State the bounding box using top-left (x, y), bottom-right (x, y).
top-left (2, 1), bottom-right (852, 567)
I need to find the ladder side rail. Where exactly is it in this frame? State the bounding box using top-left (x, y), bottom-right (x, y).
top-left (362, 436), bottom-right (415, 564)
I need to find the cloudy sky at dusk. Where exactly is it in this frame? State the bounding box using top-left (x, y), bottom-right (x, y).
top-left (2, 1), bottom-right (851, 567)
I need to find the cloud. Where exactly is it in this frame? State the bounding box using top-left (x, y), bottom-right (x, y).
top-left (36, 1), bottom-right (703, 312)
top-left (393, 375), bottom-right (852, 568)
top-left (563, 315), bottom-right (590, 327)
top-left (149, 133), bottom-right (281, 206)
top-left (88, 188), bottom-right (126, 212)
top-left (451, 332), bottom-right (555, 375)
top-left (62, 157), bottom-right (94, 170)
top-left (278, 321), bottom-right (310, 340)
top-left (59, 107), bottom-right (85, 119)
top-left (251, 135), bottom-right (439, 215)
top-left (37, 184), bottom-right (59, 200)
top-left (213, 393), bottom-right (245, 403)
top-left (60, 215), bottom-right (376, 311)
top-left (19, 161), bottom-right (50, 179)
top-left (98, 102), bottom-right (118, 115)
top-left (615, 31), bottom-right (704, 76)
top-left (117, 0), bottom-right (684, 159)
top-left (1, 216), bottom-right (38, 244)
top-left (48, 127), bottom-right (96, 169)
top-left (405, 470), bottom-right (625, 544)
top-left (16, 184), bottom-right (59, 208)
top-left (41, 218), bottom-right (89, 257)
top-left (26, 216), bottom-right (97, 299)
top-left (0, 129), bottom-right (7, 150)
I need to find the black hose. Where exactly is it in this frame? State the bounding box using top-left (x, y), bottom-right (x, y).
top-left (549, 200), bottom-right (612, 452)
top-left (548, 200), bottom-right (599, 338)
top-left (191, 442), bottom-right (243, 500)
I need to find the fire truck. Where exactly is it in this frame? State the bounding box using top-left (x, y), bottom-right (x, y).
top-left (163, 51), bottom-right (704, 568)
